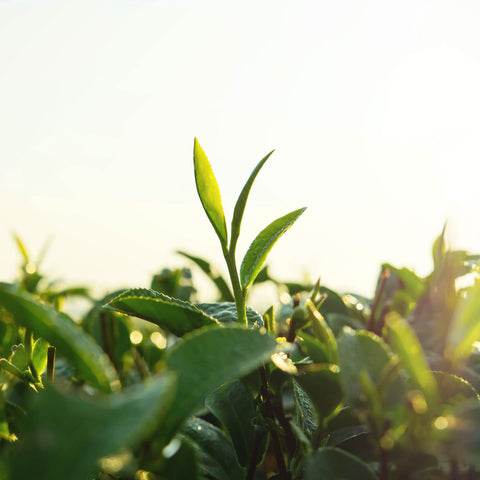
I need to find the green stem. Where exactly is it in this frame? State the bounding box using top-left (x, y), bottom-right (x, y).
top-left (222, 246), bottom-right (248, 326)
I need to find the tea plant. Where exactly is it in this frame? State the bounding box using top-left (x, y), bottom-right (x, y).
top-left (0, 139), bottom-right (479, 480)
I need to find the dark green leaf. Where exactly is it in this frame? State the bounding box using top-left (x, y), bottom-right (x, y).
top-left (181, 417), bottom-right (244, 480)
top-left (230, 150), bottom-right (274, 255)
top-left (0, 283), bottom-right (118, 393)
top-left (195, 302), bottom-right (263, 328)
top-left (7, 374), bottom-right (176, 480)
top-left (303, 447), bottom-right (379, 480)
top-left (105, 288), bottom-right (219, 337)
top-left (205, 380), bottom-right (257, 467)
top-left (164, 326), bottom-right (278, 441)
top-left (193, 138), bottom-right (228, 247)
top-left (161, 439), bottom-right (200, 480)
top-left (240, 208), bottom-right (306, 290)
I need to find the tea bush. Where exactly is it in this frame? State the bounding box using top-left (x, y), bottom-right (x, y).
top-left (0, 140), bottom-right (479, 480)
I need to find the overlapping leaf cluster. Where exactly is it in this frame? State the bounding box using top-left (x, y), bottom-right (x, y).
top-left (0, 141), bottom-right (479, 480)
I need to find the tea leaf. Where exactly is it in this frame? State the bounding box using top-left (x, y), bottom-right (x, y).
top-left (195, 302), bottom-right (263, 328)
top-left (303, 447), bottom-right (379, 480)
top-left (105, 288), bottom-right (219, 337)
top-left (193, 138), bottom-right (228, 247)
top-left (0, 283), bottom-right (118, 393)
top-left (7, 374), bottom-right (176, 480)
top-left (164, 325), bottom-right (278, 441)
top-left (205, 380), bottom-right (257, 467)
top-left (337, 328), bottom-right (405, 412)
top-left (240, 207), bottom-right (306, 290)
top-left (230, 150), bottom-right (274, 254)
top-left (387, 313), bottom-right (438, 408)
top-left (32, 338), bottom-right (49, 376)
top-left (446, 279), bottom-right (480, 364)
top-left (180, 417), bottom-right (244, 480)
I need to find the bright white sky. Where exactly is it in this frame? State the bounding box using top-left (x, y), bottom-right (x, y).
top-left (1, 1), bottom-right (479, 301)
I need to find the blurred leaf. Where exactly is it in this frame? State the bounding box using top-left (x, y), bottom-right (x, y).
top-left (161, 439), bottom-right (199, 480)
top-left (105, 288), bottom-right (219, 337)
top-left (193, 138), bottom-right (228, 247)
top-left (0, 283), bottom-right (118, 393)
top-left (180, 417), bottom-right (244, 480)
top-left (177, 251), bottom-right (234, 301)
top-left (240, 208), bottom-right (306, 290)
top-left (297, 332), bottom-right (330, 364)
top-left (306, 299), bottom-right (338, 364)
top-left (195, 302), bottom-right (263, 329)
top-left (12, 234), bottom-right (29, 263)
top-left (446, 279), bottom-right (480, 364)
top-left (382, 263), bottom-right (425, 300)
top-left (230, 150), bottom-right (274, 255)
top-left (303, 447), bottom-right (379, 480)
top-left (10, 345), bottom-right (28, 372)
top-left (387, 313), bottom-right (438, 409)
top-left (164, 326), bottom-right (278, 441)
top-left (7, 374), bottom-right (175, 480)
top-left (32, 338), bottom-right (49, 376)
top-left (337, 328), bottom-right (405, 412)
top-left (205, 380), bottom-right (257, 467)
top-left (433, 371), bottom-right (479, 407)
top-left (317, 286), bottom-right (349, 317)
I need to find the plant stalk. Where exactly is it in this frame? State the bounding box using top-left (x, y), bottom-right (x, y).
top-left (47, 346), bottom-right (56, 383)
top-left (222, 246), bottom-right (248, 326)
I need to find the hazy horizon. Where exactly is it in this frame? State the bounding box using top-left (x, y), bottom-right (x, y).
top-left (2, 0), bottom-right (479, 300)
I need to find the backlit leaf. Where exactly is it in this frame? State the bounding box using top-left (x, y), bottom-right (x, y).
top-left (230, 150), bottom-right (274, 254)
top-left (105, 288), bottom-right (219, 337)
top-left (193, 138), bottom-right (228, 247)
top-left (0, 283), bottom-right (118, 393)
top-left (240, 208), bottom-right (306, 290)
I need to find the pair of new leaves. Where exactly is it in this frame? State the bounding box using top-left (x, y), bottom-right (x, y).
top-left (193, 139), bottom-right (306, 292)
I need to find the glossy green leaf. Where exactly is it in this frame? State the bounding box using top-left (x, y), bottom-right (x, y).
top-left (387, 313), bottom-right (438, 408)
top-left (446, 279), bottom-right (480, 364)
top-left (180, 417), bottom-right (244, 480)
top-left (32, 338), bottom-right (49, 376)
top-left (0, 283), bottom-right (118, 393)
top-left (303, 447), bottom-right (379, 480)
top-left (240, 207), bottom-right (306, 290)
top-left (164, 325), bottom-right (278, 441)
top-left (193, 138), bottom-right (228, 247)
top-left (105, 288), bottom-right (219, 337)
top-left (205, 380), bottom-right (257, 467)
top-left (230, 150), bottom-right (274, 254)
top-left (7, 373), bottom-right (176, 480)
top-left (177, 251), bottom-right (234, 301)
top-left (195, 302), bottom-right (263, 328)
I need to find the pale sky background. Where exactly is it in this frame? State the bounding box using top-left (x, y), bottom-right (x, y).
top-left (1, 1), bottom-right (480, 302)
